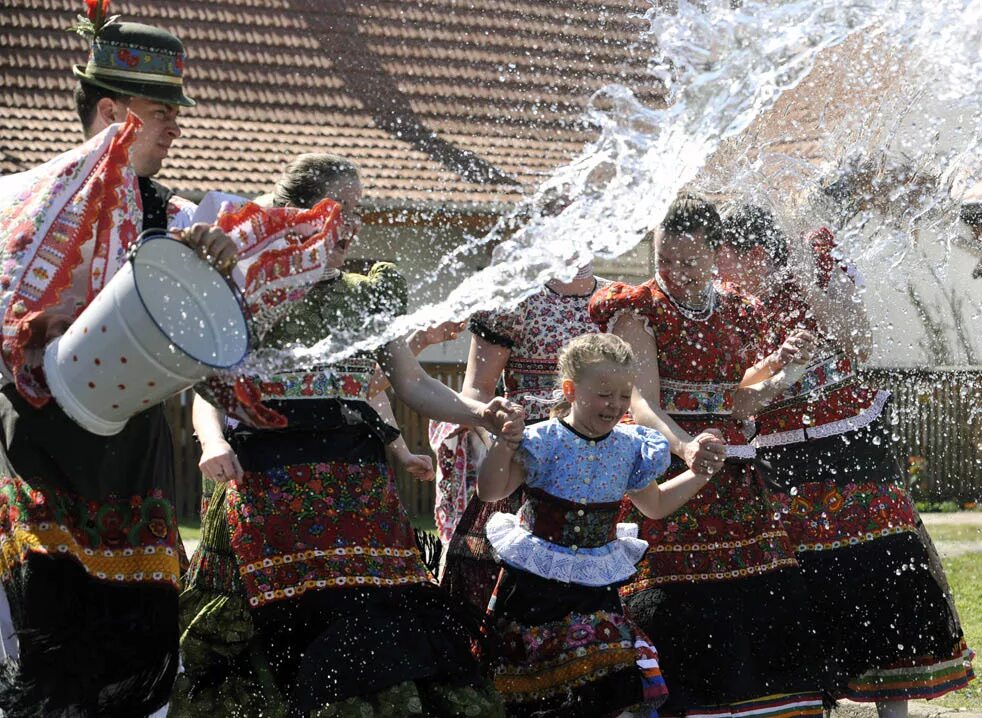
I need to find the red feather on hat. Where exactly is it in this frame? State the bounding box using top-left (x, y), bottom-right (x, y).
top-left (71, 0), bottom-right (115, 39)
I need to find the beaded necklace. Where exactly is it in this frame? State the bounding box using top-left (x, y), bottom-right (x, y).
top-left (654, 272), bottom-right (717, 322)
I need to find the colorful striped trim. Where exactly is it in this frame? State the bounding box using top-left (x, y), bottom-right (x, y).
top-left (795, 524), bottom-right (919, 552)
top-left (247, 572), bottom-right (434, 608)
top-left (649, 530), bottom-right (790, 553)
top-left (625, 556), bottom-right (799, 590)
top-left (239, 545), bottom-right (419, 574)
top-left (0, 523), bottom-right (180, 587)
top-left (495, 645), bottom-right (636, 698)
top-left (665, 692), bottom-right (824, 718)
top-left (845, 646), bottom-right (975, 702)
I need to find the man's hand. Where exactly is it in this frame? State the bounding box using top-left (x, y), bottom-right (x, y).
top-left (175, 223), bottom-right (238, 275)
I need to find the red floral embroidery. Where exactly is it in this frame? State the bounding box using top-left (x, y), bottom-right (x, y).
top-left (592, 280), bottom-right (798, 587)
top-left (226, 459), bottom-right (431, 606)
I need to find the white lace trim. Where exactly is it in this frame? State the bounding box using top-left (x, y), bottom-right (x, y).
top-left (752, 390), bottom-right (891, 448)
top-left (725, 444), bottom-right (756, 459)
top-left (486, 512), bottom-right (648, 587)
top-left (607, 310), bottom-right (657, 340)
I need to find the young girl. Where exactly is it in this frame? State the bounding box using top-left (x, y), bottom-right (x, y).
top-left (435, 267), bottom-right (614, 614)
top-left (478, 333), bottom-right (716, 718)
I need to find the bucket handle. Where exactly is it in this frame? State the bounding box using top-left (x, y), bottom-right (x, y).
top-left (130, 228), bottom-right (254, 359)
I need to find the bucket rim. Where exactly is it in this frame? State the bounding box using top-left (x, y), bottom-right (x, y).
top-left (131, 229), bottom-right (253, 369)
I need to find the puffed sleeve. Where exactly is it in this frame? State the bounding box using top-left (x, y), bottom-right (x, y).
top-left (515, 422), bottom-right (551, 483)
top-left (588, 281), bottom-right (654, 332)
top-left (626, 426), bottom-right (672, 492)
top-left (364, 262), bottom-right (409, 317)
top-left (469, 301), bottom-right (528, 349)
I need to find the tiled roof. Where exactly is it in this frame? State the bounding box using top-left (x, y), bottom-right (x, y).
top-left (0, 0), bottom-right (660, 209)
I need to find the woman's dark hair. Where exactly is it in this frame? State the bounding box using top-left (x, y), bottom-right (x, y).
top-left (73, 82), bottom-right (124, 132)
top-left (660, 194), bottom-right (723, 247)
top-left (721, 204), bottom-right (789, 267)
top-left (271, 153), bottom-right (360, 209)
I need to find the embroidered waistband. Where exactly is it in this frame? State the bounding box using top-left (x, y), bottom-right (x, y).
top-left (660, 379), bottom-right (738, 416)
top-left (520, 488), bottom-right (620, 549)
top-left (753, 390), bottom-right (891, 448)
top-left (247, 362), bottom-right (375, 402)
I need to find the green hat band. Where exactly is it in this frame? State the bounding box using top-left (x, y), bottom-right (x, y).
top-left (86, 40), bottom-right (186, 87)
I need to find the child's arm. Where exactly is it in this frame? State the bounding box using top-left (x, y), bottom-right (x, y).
top-left (627, 469), bottom-right (713, 520)
top-left (477, 438), bottom-right (527, 502)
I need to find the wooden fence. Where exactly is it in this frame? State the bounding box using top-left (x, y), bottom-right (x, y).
top-left (167, 365), bottom-right (982, 524)
top-left (865, 367), bottom-right (982, 504)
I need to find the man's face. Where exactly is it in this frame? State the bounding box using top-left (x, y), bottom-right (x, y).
top-left (100, 97), bottom-right (182, 178)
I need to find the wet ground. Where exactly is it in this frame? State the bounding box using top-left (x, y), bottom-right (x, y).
top-left (831, 700), bottom-right (982, 718)
top-left (922, 511), bottom-right (982, 558)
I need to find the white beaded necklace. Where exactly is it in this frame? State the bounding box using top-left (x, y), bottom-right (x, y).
top-left (654, 272), bottom-right (717, 322)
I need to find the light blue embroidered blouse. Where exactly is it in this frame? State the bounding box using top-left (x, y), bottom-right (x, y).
top-left (486, 419), bottom-right (672, 586)
top-left (519, 419), bottom-right (672, 504)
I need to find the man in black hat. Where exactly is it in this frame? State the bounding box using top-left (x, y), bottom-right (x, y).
top-left (71, 19), bottom-right (235, 261)
top-left (0, 12), bottom-right (236, 717)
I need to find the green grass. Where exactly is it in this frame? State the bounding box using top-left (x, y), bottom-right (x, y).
top-left (410, 513), bottom-right (437, 534)
top-left (178, 519), bottom-right (201, 543)
top-left (932, 551), bottom-right (982, 710)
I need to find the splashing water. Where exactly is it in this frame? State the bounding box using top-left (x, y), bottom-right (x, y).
top-left (243, 0), bottom-right (981, 375)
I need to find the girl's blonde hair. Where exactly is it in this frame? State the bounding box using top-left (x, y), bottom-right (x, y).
top-left (551, 333), bottom-right (635, 419)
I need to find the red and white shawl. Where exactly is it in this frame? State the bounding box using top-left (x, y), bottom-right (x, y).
top-left (0, 115), bottom-right (341, 408)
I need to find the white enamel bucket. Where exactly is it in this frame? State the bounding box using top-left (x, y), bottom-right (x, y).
top-left (43, 231), bottom-right (250, 436)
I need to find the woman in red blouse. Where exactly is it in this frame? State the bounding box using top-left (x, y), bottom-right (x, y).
top-left (590, 195), bottom-right (824, 718)
top-left (718, 205), bottom-right (973, 717)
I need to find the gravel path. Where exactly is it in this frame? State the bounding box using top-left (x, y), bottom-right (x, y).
top-left (831, 699), bottom-right (981, 718)
top-left (921, 512), bottom-right (982, 526)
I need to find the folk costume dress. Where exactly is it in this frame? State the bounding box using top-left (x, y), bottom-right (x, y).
top-left (175, 264), bottom-right (503, 718)
top-left (749, 233), bottom-right (974, 702)
top-left (484, 419), bottom-right (670, 718)
top-left (436, 280), bottom-right (610, 614)
top-left (0, 118), bottom-right (196, 717)
top-left (590, 280), bottom-right (823, 718)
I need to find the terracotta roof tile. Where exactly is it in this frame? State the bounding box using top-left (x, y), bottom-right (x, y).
top-left (1, 0), bottom-right (662, 208)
